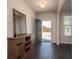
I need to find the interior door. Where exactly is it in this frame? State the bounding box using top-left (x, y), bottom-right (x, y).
top-left (35, 19), bottom-right (42, 43)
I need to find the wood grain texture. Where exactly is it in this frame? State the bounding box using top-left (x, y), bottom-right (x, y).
top-left (26, 42), bottom-right (72, 59)
top-left (8, 34), bottom-right (32, 59)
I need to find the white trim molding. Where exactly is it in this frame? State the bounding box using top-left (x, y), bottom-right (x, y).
top-left (60, 42), bottom-right (72, 44)
top-left (57, 13), bottom-right (59, 45)
top-left (56, 0), bottom-right (66, 46)
top-left (57, 0), bottom-right (66, 13)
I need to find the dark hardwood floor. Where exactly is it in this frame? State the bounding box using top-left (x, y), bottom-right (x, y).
top-left (26, 42), bottom-right (72, 59)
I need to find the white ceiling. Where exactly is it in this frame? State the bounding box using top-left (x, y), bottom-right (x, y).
top-left (61, 0), bottom-right (72, 11)
top-left (25, 0), bottom-right (60, 12)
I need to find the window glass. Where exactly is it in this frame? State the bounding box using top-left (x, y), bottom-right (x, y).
top-left (64, 16), bottom-right (72, 36)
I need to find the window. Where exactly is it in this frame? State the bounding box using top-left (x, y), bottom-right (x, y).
top-left (64, 16), bottom-right (72, 36)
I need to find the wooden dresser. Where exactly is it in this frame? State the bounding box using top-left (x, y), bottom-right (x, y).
top-left (8, 34), bottom-right (32, 59)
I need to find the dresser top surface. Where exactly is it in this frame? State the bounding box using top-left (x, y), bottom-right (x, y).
top-left (8, 34), bottom-right (31, 40)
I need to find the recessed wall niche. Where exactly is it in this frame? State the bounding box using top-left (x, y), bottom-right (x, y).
top-left (13, 9), bottom-right (27, 37)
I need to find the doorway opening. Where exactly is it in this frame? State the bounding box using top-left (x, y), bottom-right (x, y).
top-left (42, 21), bottom-right (52, 42)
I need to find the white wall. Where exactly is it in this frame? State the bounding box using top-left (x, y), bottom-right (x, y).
top-left (7, 0), bottom-right (36, 37)
top-left (59, 10), bottom-right (72, 44)
top-left (36, 12), bottom-right (57, 43)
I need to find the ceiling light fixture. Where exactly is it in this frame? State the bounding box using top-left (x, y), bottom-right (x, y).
top-left (39, 0), bottom-right (47, 8)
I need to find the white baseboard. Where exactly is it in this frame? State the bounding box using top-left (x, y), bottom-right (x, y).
top-left (51, 41), bottom-right (72, 44)
top-left (51, 41), bottom-right (57, 43)
top-left (60, 42), bottom-right (72, 44)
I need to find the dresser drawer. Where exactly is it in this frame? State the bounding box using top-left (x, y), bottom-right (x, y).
top-left (17, 45), bottom-right (24, 57)
top-left (16, 38), bottom-right (25, 45)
